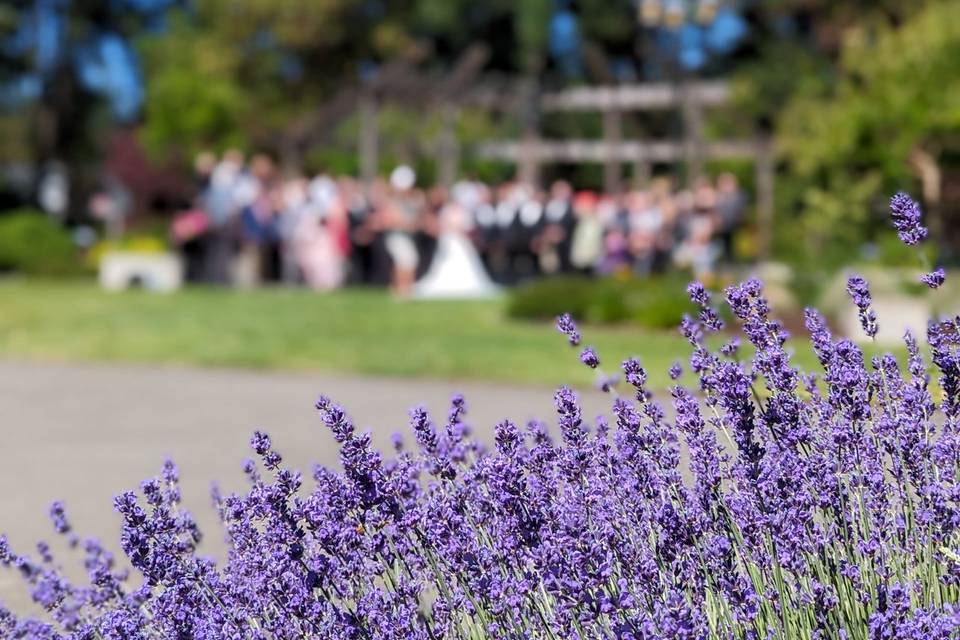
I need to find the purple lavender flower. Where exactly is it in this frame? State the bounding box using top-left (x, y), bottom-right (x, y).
top-left (315, 395), bottom-right (354, 443)
top-left (890, 191), bottom-right (928, 245)
top-left (668, 362), bottom-right (683, 380)
top-left (48, 502), bottom-right (70, 536)
top-left (494, 419), bottom-right (522, 456)
top-left (447, 392), bottom-right (466, 425)
top-left (805, 307), bottom-right (834, 366)
top-left (554, 385), bottom-right (587, 456)
top-left (921, 267), bottom-right (946, 289)
top-left (687, 281), bottom-right (710, 306)
top-left (846, 275), bottom-right (878, 338)
top-left (688, 280), bottom-right (723, 331)
top-left (720, 336), bottom-right (740, 358)
top-left (621, 357), bottom-right (646, 387)
top-left (250, 431), bottom-right (270, 456)
top-left (5, 208), bottom-right (960, 639)
top-left (408, 405), bottom-right (437, 454)
top-left (579, 346), bottom-right (600, 369)
top-left (250, 429), bottom-right (281, 469)
top-left (556, 312), bottom-right (581, 346)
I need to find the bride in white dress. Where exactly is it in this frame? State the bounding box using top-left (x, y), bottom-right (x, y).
top-left (414, 201), bottom-right (500, 299)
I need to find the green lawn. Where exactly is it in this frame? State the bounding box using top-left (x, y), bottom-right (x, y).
top-left (0, 278), bottom-right (721, 388)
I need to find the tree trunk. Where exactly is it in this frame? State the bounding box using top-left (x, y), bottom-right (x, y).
top-left (910, 147), bottom-right (943, 254)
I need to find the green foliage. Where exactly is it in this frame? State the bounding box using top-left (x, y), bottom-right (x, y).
top-left (728, 41), bottom-right (831, 133)
top-left (773, 0), bottom-right (960, 256)
top-left (780, 1), bottom-right (960, 175)
top-left (513, 0), bottom-right (550, 73)
top-left (1, 0), bottom-right (186, 210)
top-left (134, 0), bottom-right (577, 167)
top-left (629, 286), bottom-right (695, 329)
top-left (0, 114), bottom-right (32, 164)
top-left (793, 172), bottom-right (882, 257)
top-left (305, 103), bottom-right (508, 180)
top-left (507, 275), bottom-right (693, 329)
top-left (0, 210), bottom-right (81, 276)
top-left (872, 233), bottom-right (936, 268)
top-left (508, 276), bottom-right (610, 323)
top-left (305, 147), bottom-right (360, 178)
top-left (577, 0), bottom-right (634, 46)
top-left (138, 18), bottom-right (249, 159)
top-left (137, 0), bottom-right (414, 162)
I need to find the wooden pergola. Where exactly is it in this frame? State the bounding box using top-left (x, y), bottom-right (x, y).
top-left (283, 68), bottom-right (774, 258)
top-left (279, 44), bottom-right (492, 188)
top-left (473, 80), bottom-right (775, 259)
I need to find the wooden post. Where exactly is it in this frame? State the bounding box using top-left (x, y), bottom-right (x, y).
top-left (468, 82), bottom-right (758, 195)
top-left (603, 108), bottom-right (622, 193)
top-left (756, 137), bottom-right (775, 261)
top-left (517, 79), bottom-right (541, 187)
top-left (438, 103), bottom-right (460, 188)
top-left (632, 154), bottom-right (652, 189)
top-left (681, 81), bottom-right (704, 187)
top-left (359, 93), bottom-right (379, 186)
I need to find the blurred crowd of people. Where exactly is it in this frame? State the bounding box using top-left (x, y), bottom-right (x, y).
top-left (172, 150), bottom-right (748, 295)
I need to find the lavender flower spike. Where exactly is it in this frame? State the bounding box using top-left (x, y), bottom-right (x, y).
top-left (890, 191), bottom-right (928, 246)
top-left (48, 501), bottom-right (70, 535)
top-left (846, 275), bottom-right (878, 338)
top-left (688, 280), bottom-right (724, 332)
top-left (579, 346), bottom-right (600, 369)
top-left (686, 281), bottom-right (710, 306)
top-left (921, 267), bottom-right (946, 290)
top-left (556, 312), bottom-right (581, 346)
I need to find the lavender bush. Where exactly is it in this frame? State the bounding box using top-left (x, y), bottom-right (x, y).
top-left (3, 192), bottom-right (960, 638)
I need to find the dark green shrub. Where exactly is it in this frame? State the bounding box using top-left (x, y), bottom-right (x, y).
top-left (586, 284), bottom-right (632, 324)
top-left (628, 288), bottom-right (692, 329)
top-left (0, 209), bottom-right (81, 276)
top-left (506, 276), bottom-right (598, 321)
top-left (507, 274), bottom-right (693, 329)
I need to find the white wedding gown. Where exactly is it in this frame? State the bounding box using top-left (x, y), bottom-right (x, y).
top-left (414, 231), bottom-right (500, 299)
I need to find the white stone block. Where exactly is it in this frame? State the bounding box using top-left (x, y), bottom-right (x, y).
top-left (99, 252), bottom-right (183, 293)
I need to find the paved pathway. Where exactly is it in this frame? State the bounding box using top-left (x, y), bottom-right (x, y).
top-left (0, 360), bottom-right (611, 612)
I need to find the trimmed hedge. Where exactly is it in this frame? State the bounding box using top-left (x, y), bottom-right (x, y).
top-left (507, 274), bottom-right (693, 329)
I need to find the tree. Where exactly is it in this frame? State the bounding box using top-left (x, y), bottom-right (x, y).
top-left (776, 0), bottom-right (960, 258)
top-left (137, 17), bottom-right (247, 161)
top-left (1, 0), bottom-right (179, 216)
top-left (138, 0), bottom-right (425, 162)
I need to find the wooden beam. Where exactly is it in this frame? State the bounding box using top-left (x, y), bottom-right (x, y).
top-left (632, 156), bottom-right (652, 189)
top-left (437, 103), bottom-right (459, 188)
top-left (755, 138), bottom-right (775, 261)
top-left (517, 79), bottom-right (541, 187)
top-left (540, 81), bottom-right (731, 112)
top-left (476, 139), bottom-right (760, 163)
top-left (435, 43), bottom-right (491, 104)
top-left (603, 109), bottom-right (622, 193)
top-left (681, 81), bottom-right (705, 186)
top-left (359, 95), bottom-right (379, 185)
top-left (458, 77), bottom-right (524, 110)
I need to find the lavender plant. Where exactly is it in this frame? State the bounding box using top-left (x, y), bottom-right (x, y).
top-left (3, 193), bottom-right (960, 639)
